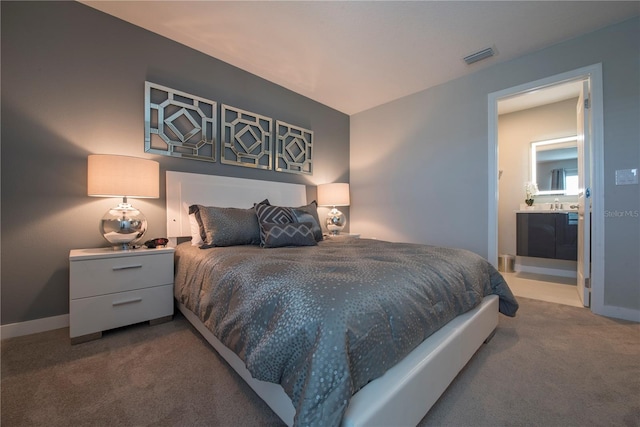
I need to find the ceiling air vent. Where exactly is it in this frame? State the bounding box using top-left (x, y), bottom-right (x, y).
top-left (463, 47), bottom-right (496, 65)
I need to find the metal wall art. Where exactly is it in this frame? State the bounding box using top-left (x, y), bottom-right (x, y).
top-left (143, 82), bottom-right (314, 174)
top-left (221, 104), bottom-right (272, 170)
top-left (144, 82), bottom-right (217, 162)
top-left (275, 120), bottom-right (313, 175)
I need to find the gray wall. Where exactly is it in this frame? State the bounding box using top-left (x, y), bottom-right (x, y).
top-left (351, 17), bottom-right (639, 313)
top-left (1, 2), bottom-right (349, 325)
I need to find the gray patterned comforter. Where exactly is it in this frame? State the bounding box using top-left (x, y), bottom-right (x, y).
top-left (174, 238), bottom-right (518, 426)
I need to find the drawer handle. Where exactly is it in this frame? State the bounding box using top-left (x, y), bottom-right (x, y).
top-left (112, 297), bottom-right (142, 307)
top-left (112, 264), bottom-right (143, 271)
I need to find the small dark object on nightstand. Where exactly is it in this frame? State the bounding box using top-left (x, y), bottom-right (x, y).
top-left (144, 238), bottom-right (169, 248)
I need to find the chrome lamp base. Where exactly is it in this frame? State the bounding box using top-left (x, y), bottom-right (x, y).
top-left (100, 198), bottom-right (147, 250)
top-left (326, 207), bottom-right (346, 235)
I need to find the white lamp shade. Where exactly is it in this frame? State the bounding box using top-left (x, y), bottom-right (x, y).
top-left (317, 183), bottom-right (350, 206)
top-left (88, 154), bottom-right (159, 199)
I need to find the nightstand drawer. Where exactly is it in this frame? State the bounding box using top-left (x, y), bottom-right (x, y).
top-left (69, 284), bottom-right (173, 338)
top-left (70, 252), bottom-right (173, 299)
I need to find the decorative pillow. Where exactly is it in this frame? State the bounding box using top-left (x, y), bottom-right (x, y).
top-left (183, 203), bottom-right (204, 246)
top-left (262, 222), bottom-right (317, 248)
top-left (189, 213), bottom-right (204, 246)
top-left (255, 202), bottom-right (295, 246)
top-left (291, 200), bottom-right (323, 241)
top-left (188, 204), bottom-right (207, 243)
top-left (195, 205), bottom-right (261, 247)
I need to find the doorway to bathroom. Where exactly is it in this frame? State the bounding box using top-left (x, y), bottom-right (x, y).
top-left (487, 64), bottom-right (604, 314)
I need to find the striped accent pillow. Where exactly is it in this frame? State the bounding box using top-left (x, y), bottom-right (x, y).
top-left (262, 222), bottom-right (317, 248)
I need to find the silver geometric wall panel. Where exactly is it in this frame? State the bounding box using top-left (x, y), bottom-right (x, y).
top-left (144, 81), bottom-right (217, 162)
top-left (221, 104), bottom-right (272, 170)
top-left (275, 120), bottom-right (313, 175)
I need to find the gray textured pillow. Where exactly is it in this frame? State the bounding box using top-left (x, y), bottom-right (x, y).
top-left (291, 200), bottom-right (323, 242)
top-left (262, 222), bottom-right (317, 248)
top-left (196, 205), bottom-right (261, 247)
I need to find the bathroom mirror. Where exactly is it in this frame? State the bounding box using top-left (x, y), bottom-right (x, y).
top-left (531, 136), bottom-right (578, 195)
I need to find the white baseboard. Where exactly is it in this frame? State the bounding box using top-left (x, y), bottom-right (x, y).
top-left (596, 305), bottom-right (640, 323)
top-left (1, 314), bottom-right (69, 340)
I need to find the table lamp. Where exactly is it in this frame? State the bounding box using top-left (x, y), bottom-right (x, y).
top-left (317, 183), bottom-right (350, 235)
top-left (87, 154), bottom-right (159, 250)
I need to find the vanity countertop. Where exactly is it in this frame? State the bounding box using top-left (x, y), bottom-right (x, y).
top-left (516, 209), bottom-right (578, 213)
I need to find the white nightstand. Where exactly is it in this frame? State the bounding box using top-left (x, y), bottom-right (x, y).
top-left (69, 246), bottom-right (175, 344)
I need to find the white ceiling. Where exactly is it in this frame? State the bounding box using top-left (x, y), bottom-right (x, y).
top-left (81, 1), bottom-right (639, 115)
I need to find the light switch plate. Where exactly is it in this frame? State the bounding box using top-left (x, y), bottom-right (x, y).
top-left (615, 168), bottom-right (638, 185)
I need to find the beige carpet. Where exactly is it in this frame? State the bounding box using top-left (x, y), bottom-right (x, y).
top-left (2, 297), bottom-right (639, 427)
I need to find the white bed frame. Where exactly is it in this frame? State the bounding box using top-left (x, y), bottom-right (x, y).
top-left (166, 171), bottom-right (499, 426)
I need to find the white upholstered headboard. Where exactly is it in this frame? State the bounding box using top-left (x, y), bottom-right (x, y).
top-left (166, 171), bottom-right (307, 239)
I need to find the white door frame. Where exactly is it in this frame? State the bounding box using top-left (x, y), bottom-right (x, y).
top-left (487, 63), bottom-right (604, 315)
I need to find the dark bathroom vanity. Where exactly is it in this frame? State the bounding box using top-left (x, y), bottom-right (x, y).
top-left (516, 212), bottom-right (578, 261)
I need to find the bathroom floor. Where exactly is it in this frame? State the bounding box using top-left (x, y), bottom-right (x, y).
top-left (501, 271), bottom-right (584, 308)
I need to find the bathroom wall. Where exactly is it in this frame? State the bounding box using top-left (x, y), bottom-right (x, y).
top-left (498, 98), bottom-right (578, 275)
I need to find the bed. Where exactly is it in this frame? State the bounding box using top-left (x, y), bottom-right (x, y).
top-left (166, 171), bottom-right (518, 427)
